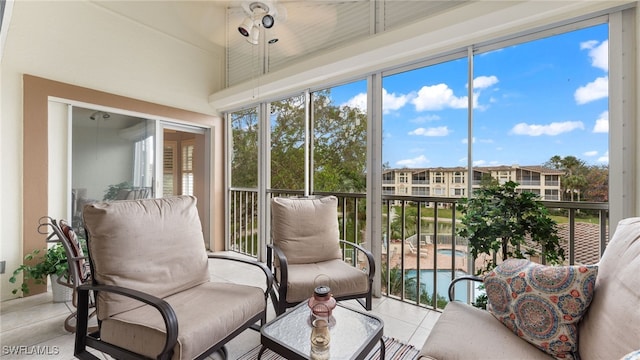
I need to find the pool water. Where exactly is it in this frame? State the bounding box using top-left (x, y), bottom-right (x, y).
top-left (405, 269), bottom-right (482, 302)
top-left (436, 249), bottom-right (466, 257)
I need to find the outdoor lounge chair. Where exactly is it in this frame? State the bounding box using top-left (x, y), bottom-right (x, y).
top-left (267, 195), bottom-right (374, 315)
top-left (74, 195), bottom-right (273, 360)
top-left (405, 240), bottom-right (428, 258)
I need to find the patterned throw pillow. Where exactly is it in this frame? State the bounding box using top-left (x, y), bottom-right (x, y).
top-left (485, 258), bottom-right (598, 360)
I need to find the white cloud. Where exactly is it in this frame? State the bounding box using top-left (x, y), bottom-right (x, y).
top-left (412, 84), bottom-right (468, 111)
top-left (584, 150), bottom-right (598, 157)
top-left (473, 159), bottom-right (486, 166)
top-left (461, 137), bottom-right (494, 144)
top-left (593, 111), bottom-right (609, 133)
top-left (383, 88), bottom-right (411, 113)
top-left (344, 89), bottom-right (413, 114)
top-left (410, 114), bottom-right (441, 123)
top-left (575, 40), bottom-right (608, 106)
top-left (598, 151), bottom-right (609, 163)
top-left (580, 40), bottom-right (598, 50)
top-left (343, 93), bottom-right (367, 111)
top-left (581, 40), bottom-right (608, 72)
top-left (510, 121), bottom-right (584, 136)
top-left (574, 76), bottom-right (608, 104)
top-left (397, 155), bottom-right (429, 167)
top-left (473, 75), bottom-right (499, 90)
top-left (409, 126), bottom-right (450, 136)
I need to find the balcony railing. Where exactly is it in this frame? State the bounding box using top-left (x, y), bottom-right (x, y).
top-left (228, 188), bottom-right (609, 311)
top-left (516, 180), bottom-right (541, 186)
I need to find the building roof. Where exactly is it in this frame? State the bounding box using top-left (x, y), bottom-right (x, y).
top-left (557, 222), bottom-right (608, 265)
top-left (383, 165), bottom-right (565, 175)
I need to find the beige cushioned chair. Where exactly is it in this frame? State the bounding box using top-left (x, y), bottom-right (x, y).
top-left (74, 196), bottom-right (272, 360)
top-left (418, 217), bottom-right (640, 359)
top-left (268, 195), bottom-right (374, 315)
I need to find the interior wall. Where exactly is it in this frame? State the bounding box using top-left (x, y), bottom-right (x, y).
top-left (4, 1), bottom-right (224, 115)
top-left (72, 123), bottom-right (136, 201)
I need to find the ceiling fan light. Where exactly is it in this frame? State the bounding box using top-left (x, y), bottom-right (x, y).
top-left (238, 16), bottom-right (254, 37)
top-left (247, 26), bottom-right (260, 45)
top-left (262, 14), bottom-right (274, 29)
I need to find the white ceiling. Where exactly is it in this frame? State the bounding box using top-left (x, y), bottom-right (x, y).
top-left (90, 1), bottom-right (467, 86)
top-left (92, 0), bottom-right (230, 53)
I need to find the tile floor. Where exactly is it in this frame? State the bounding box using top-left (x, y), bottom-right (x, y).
top-left (0, 253), bottom-right (440, 359)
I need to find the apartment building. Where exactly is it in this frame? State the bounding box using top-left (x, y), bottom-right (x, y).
top-left (382, 165), bottom-right (564, 201)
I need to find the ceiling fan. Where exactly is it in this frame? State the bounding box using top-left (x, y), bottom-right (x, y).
top-left (230, 0), bottom-right (341, 59)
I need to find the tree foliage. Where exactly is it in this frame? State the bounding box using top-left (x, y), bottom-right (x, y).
top-left (312, 90), bottom-right (367, 192)
top-left (457, 181), bottom-right (565, 274)
top-left (545, 155), bottom-right (591, 201)
top-left (583, 164), bottom-right (608, 202)
top-left (230, 109), bottom-right (259, 188)
top-left (231, 90), bottom-right (367, 193)
top-left (270, 95), bottom-right (306, 190)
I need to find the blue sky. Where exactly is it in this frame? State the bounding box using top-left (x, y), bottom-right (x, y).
top-left (334, 23), bottom-right (608, 169)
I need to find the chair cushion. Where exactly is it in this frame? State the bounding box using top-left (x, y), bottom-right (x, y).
top-left (420, 301), bottom-right (552, 360)
top-left (282, 259), bottom-right (369, 303)
top-left (83, 196), bottom-right (210, 318)
top-left (276, 260), bottom-right (369, 303)
top-left (271, 196), bottom-right (342, 264)
top-left (579, 217), bottom-right (640, 360)
top-left (485, 259), bottom-right (597, 360)
top-left (100, 282), bottom-right (265, 360)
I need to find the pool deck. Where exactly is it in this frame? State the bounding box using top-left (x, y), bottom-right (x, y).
top-left (386, 242), bottom-right (490, 272)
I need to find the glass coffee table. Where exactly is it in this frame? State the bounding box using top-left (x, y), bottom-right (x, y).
top-left (259, 301), bottom-right (384, 360)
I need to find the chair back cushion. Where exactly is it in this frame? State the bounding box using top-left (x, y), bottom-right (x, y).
top-left (578, 217), bottom-right (640, 359)
top-left (83, 195), bottom-right (209, 319)
top-left (271, 196), bottom-right (342, 264)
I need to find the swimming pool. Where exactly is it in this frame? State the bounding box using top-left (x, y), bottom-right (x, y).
top-left (436, 249), bottom-right (466, 258)
top-left (405, 269), bottom-right (482, 302)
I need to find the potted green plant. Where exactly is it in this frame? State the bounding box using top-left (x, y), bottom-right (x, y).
top-left (9, 243), bottom-right (69, 299)
top-left (457, 180), bottom-right (565, 275)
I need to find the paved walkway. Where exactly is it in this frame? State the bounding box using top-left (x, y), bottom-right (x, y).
top-left (386, 242), bottom-right (490, 273)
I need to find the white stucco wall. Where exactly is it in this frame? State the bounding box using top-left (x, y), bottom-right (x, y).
top-left (0, 0), bottom-right (224, 300)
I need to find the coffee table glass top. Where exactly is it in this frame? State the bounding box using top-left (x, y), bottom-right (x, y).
top-left (261, 301), bottom-right (384, 360)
